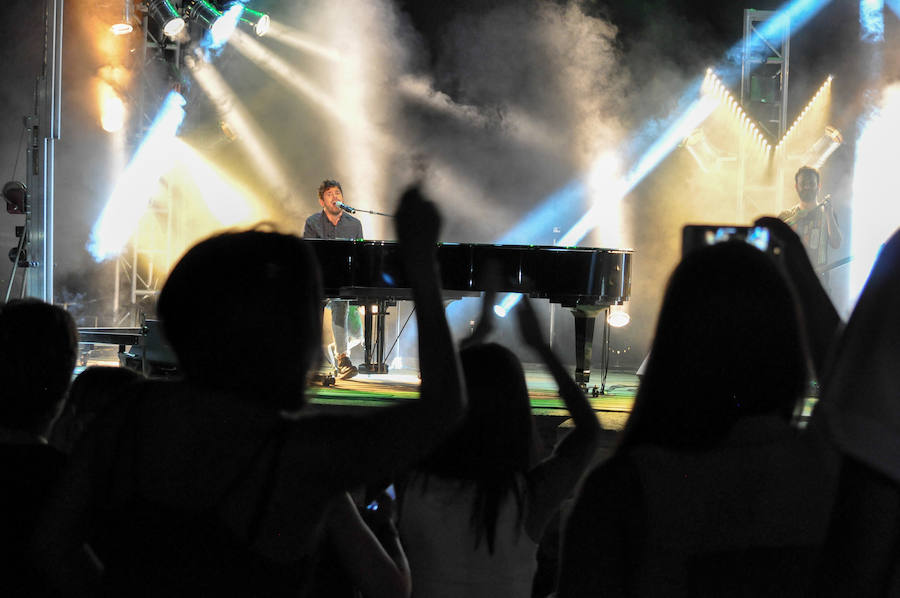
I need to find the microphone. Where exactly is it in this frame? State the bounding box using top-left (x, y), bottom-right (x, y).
top-left (336, 201), bottom-right (356, 214)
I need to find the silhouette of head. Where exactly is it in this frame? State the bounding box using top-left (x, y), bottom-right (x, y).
top-left (422, 342), bottom-right (537, 480)
top-left (623, 241), bottom-right (807, 449)
top-left (418, 342), bottom-right (538, 553)
top-left (158, 229), bottom-right (322, 409)
top-left (52, 365), bottom-right (141, 453)
top-left (0, 299), bottom-right (78, 436)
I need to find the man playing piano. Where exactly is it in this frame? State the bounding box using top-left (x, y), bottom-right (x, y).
top-left (303, 179), bottom-right (363, 379)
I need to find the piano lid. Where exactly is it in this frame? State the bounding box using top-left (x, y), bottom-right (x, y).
top-left (306, 239), bottom-right (632, 306)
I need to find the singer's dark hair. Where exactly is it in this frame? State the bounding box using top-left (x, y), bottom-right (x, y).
top-left (795, 166), bottom-right (820, 186)
top-left (317, 179), bottom-right (342, 201)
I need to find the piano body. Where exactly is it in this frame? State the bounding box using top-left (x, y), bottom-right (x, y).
top-left (307, 239), bottom-right (633, 385)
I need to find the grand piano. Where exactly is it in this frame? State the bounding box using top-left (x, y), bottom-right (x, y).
top-left (307, 239), bottom-right (633, 385)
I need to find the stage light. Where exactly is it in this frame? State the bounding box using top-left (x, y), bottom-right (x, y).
top-left (494, 293), bottom-right (523, 319)
top-left (682, 128), bottom-right (724, 172)
top-left (775, 75), bottom-right (832, 150)
top-left (240, 7), bottom-right (270, 36)
top-left (2, 181), bottom-right (26, 214)
top-left (801, 125), bottom-right (843, 169)
top-left (184, 0), bottom-right (221, 30)
top-left (99, 81), bottom-right (126, 133)
top-left (208, 3), bottom-right (243, 48)
top-left (185, 1), bottom-right (243, 49)
top-left (147, 0), bottom-right (185, 38)
top-left (704, 69), bottom-right (772, 154)
top-left (110, 0), bottom-right (134, 35)
top-left (607, 304), bottom-right (631, 328)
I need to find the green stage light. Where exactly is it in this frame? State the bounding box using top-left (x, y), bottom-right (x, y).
top-left (240, 7), bottom-right (270, 36)
top-left (147, 0), bottom-right (185, 38)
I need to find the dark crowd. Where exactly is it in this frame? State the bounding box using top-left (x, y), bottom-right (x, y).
top-left (2, 188), bottom-right (898, 597)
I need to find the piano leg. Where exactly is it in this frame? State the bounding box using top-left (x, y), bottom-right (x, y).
top-left (360, 298), bottom-right (392, 374)
top-left (363, 304), bottom-right (375, 371)
top-left (567, 305), bottom-right (607, 387)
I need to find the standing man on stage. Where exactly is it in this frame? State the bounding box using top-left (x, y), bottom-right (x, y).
top-left (778, 166), bottom-right (842, 285)
top-left (304, 179), bottom-right (363, 379)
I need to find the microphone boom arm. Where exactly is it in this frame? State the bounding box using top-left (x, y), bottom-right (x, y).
top-left (337, 201), bottom-right (392, 218)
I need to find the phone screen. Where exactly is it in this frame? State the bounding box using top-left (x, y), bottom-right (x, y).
top-left (683, 225), bottom-right (770, 256)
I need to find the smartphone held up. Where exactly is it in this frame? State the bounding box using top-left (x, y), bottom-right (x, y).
top-left (682, 225), bottom-right (781, 258)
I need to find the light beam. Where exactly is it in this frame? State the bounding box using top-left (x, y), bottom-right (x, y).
top-left (185, 51), bottom-right (296, 207)
top-left (850, 83), bottom-right (900, 307)
top-left (88, 91), bottom-right (186, 261)
top-left (861, 0), bottom-right (886, 42)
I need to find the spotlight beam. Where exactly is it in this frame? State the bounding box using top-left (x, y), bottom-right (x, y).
top-left (861, 0), bottom-right (886, 41)
top-left (185, 52), bottom-right (296, 207)
top-left (229, 29), bottom-right (391, 149)
top-left (851, 85), bottom-right (900, 305)
top-left (228, 29), bottom-right (350, 127)
top-left (88, 91), bottom-right (186, 261)
top-left (550, 0), bottom-right (834, 246)
top-left (494, 0), bottom-right (834, 317)
top-left (264, 21), bottom-right (342, 62)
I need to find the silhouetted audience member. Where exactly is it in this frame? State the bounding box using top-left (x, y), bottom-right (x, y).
top-left (810, 228), bottom-right (900, 597)
top-left (398, 296), bottom-right (600, 598)
top-left (754, 216), bottom-right (843, 383)
top-left (36, 189), bottom-right (465, 597)
top-left (50, 366), bottom-right (141, 454)
top-left (0, 299), bottom-right (78, 594)
top-left (558, 240), bottom-right (836, 597)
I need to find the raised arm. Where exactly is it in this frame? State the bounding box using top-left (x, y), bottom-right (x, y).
top-left (518, 296), bottom-right (601, 541)
top-left (292, 187), bottom-right (466, 491)
top-left (755, 216), bottom-right (842, 382)
top-left (397, 190), bottom-right (465, 419)
top-left (326, 492), bottom-right (411, 598)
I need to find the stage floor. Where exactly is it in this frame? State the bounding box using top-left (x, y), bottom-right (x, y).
top-left (78, 356), bottom-right (816, 437)
top-left (307, 364), bottom-right (639, 418)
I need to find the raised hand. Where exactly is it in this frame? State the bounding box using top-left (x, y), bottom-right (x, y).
top-left (516, 295), bottom-right (547, 350)
top-left (754, 215), bottom-right (840, 381)
top-left (755, 217), bottom-right (806, 265)
top-left (395, 186), bottom-right (440, 258)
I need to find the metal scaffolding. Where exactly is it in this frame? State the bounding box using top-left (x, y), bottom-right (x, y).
top-left (17, 0), bottom-right (64, 302)
top-left (738, 8), bottom-right (791, 220)
top-left (113, 3), bottom-right (183, 325)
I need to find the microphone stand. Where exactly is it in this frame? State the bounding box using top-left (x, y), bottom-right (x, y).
top-left (342, 205), bottom-right (393, 218)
